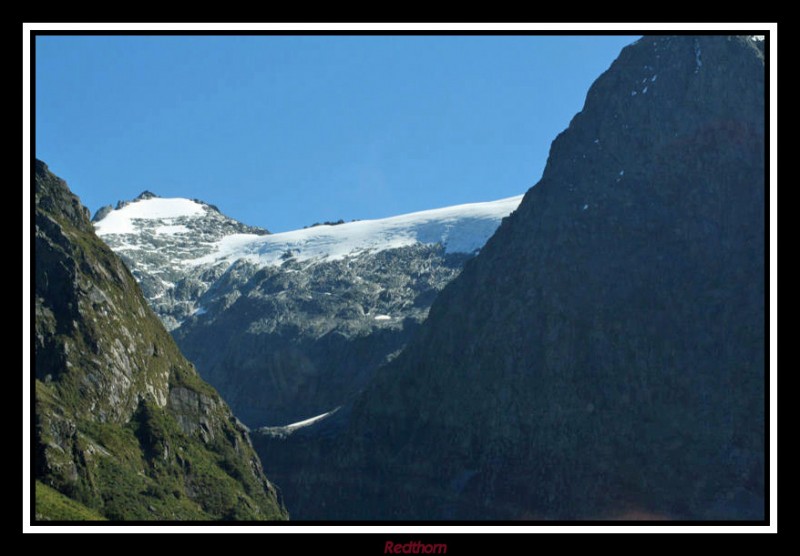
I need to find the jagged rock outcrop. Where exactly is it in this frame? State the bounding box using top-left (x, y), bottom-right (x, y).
top-left (34, 160), bottom-right (287, 520)
top-left (267, 35), bottom-right (766, 521)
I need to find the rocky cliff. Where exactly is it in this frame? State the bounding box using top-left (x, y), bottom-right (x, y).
top-left (34, 160), bottom-right (288, 520)
top-left (266, 35), bottom-right (766, 520)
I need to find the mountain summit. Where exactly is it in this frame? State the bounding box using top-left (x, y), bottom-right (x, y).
top-left (93, 194), bottom-right (269, 329)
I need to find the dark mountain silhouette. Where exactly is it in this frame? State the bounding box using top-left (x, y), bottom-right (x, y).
top-left (258, 35), bottom-right (765, 521)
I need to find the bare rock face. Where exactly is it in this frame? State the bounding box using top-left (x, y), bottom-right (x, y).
top-left (267, 36), bottom-right (766, 520)
top-left (34, 160), bottom-right (287, 520)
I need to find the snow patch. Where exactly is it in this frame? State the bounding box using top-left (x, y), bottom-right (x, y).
top-left (113, 242), bottom-right (143, 251)
top-left (155, 224), bottom-right (190, 235)
top-left (95, 198), bottom-right (206, 235)
top-left (187, 195), bottom-right (523, 268)
top-left (284, 410), bottom-right (336, 431)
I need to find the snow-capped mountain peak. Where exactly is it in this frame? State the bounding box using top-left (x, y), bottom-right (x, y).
top-left (94, 192), bottom-right (522, 335)
top-left (93, 193), bottom-right (269, 329)
top-left (93, 196), bottom-right (208, 235)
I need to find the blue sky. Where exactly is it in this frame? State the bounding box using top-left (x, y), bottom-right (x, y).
top-left (35, 35), bottom-right (638, 232)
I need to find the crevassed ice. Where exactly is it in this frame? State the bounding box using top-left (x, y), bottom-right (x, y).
top-left (187, 195), bottom-right (524, 268)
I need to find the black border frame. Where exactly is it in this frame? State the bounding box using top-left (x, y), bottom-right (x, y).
top-left (25, 26), bottom-right (774, 533)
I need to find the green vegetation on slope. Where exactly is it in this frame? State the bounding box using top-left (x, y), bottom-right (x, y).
top-left (35, 481), bottom-right (107, 521)
top-left (34, 160), bottom-right (287, 521)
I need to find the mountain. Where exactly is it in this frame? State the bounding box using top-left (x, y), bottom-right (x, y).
top-left (34, 160), bottom-right (287, 520)
top-left (94, 193), bottom-right (522, 425)
top-left (93, 193), bottom-right (270, 331)
top-left (262, 35), bottom-right (766, 520)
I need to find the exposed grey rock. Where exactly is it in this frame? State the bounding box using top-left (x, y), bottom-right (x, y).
top-left (174, 244), bottom-right (472, 425)
top-left (92, 205), bottom-right (113, 222)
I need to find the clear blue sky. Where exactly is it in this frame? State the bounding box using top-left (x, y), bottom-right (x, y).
top-left (35, 35), bottom-right (638, 232)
